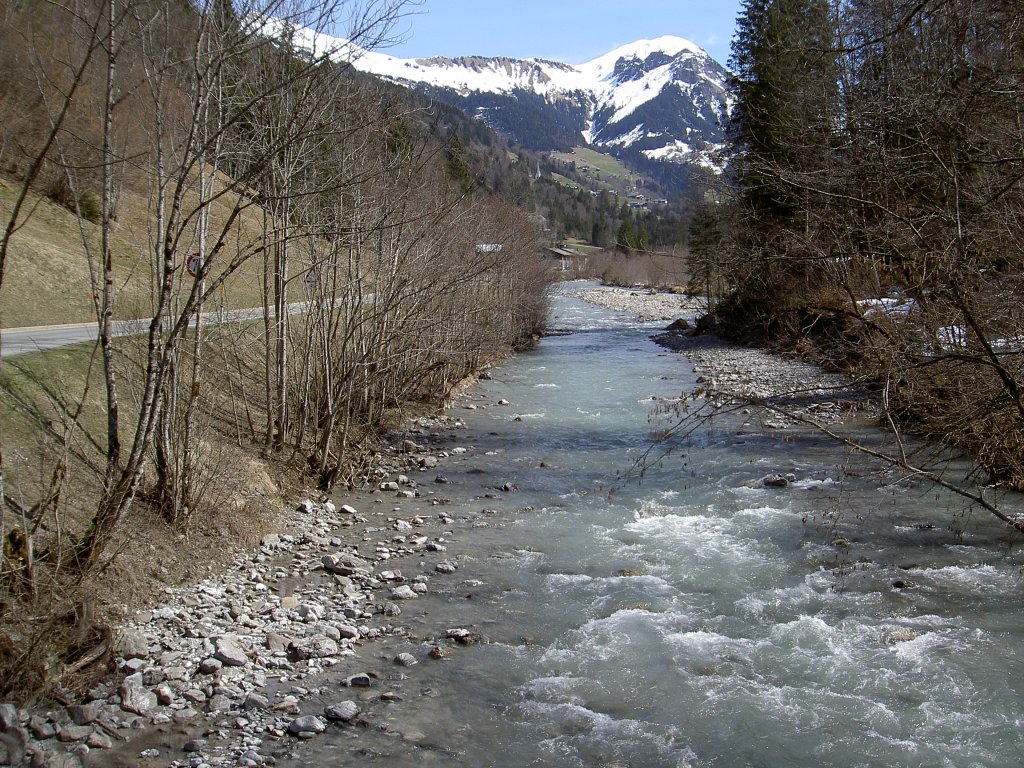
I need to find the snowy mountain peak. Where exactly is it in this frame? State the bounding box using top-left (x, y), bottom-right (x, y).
top-left (580, 35), bottom-right (706, 77)
top-left (259, 19), bottom-right (730, 169)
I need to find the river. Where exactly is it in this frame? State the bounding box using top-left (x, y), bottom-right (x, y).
top-left (293, 283), bottom-right (1024, 768)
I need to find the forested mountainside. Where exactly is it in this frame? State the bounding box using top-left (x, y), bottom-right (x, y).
top-left (699, 0), bottom-right (1024, 521)
top-left (376, 76), bottom-right (702, 250)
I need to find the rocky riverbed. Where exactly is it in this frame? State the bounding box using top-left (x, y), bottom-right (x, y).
top-left (1, 412), bottom-right (509, 768)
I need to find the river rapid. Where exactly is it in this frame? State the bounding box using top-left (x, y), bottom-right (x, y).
top-left (296, 284), bottom-right (1024, 768)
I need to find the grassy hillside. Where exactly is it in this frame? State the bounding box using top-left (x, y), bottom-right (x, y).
top-left (550, 147), bottom-right (645, 196)
top-left (0, 174), bottom-right (268, 328)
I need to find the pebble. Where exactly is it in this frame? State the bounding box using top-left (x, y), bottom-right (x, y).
top-left (323, 701), bottom-right (360, 722)
top-left (287, 715), bottom-right (326, 736)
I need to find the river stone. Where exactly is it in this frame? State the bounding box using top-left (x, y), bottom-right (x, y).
top-left (322, 554), bottom-right (369, 576)
top-left (86, 731), bottom-right (112, 750)
top-left (389, 585), bottom-right (417, 600)
top-left (172, 708), bottom-right (199, 724)
top-left (155, 684), bottom-right (174, 706)
top-left (183, 738), bottom-right (208, 753)
top-left (66, 703), bottom-right (100, 726)
top-left (288, 715), bottom-right (326, 736)
top-left (0, 703), bottom-right (19, 731)
top-left (435, 561), bottom-right (457, 574)
top-left (341, 673), bottom-right (372, 687)
top-left (214, 635), bottom-right (248, 667)
top-left (112, 628), bottom-right (150, 660)
top-left (884, 628), bottom-right (918, 644)
top-left (243, 692), bottom-right (269, 710)
top-left (310, 623), bottom-right (341, 641)
top-left (119, 675), bottom-right (157, 715)
top-left (289, 635), bottom-right (339, 660)
top-left (379, 481), bottom-right (400, 492)
top-left (446, 628), bottom-right (483, 645)
top-left (294, 603), bottom-right (324, 622)
top-left (57, 725), bottom-right (94, 742)
top-left (199, 657), bottom-right (223, 674)
top-left (336, 624), bottom-right (360, 640)
top-left (164, 665), bottom-right (187, 681)
top-left (182, 689), bottom-right (207, 705)
top-left (762, 473), bottom-right (797, 487)
top-left (207, 694), bottom-right (232, 712)
top-left (28, 715), bottom-right (56, 739)
top-left (323, 701), bottom-right (360, 722)
top-left (265, 632), bottom-right (291, 653)
top-left (394, 653), bottom-right (417, 667)
top-left (122, 657), bottom-right (146, 674)
top-left (339, 504), bottom-right (358, 515)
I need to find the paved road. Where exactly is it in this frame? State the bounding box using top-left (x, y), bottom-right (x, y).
top-left (1, 304), bottom-right (312, 358)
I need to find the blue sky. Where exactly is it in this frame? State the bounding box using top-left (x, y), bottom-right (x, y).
top-left (380, 0), bottom-right (743, 66)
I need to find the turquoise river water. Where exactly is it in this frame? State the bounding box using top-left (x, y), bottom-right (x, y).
top-left (295, 284), bottom-right (1024, 767)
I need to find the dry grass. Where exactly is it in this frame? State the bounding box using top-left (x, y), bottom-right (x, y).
top-left (0, 324), bottom-right (292, 700)
top-left (0, 171), bottom-right (269, 328)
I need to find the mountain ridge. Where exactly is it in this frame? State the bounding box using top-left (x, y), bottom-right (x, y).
top-left (311, 29), bottom-right (733, 171)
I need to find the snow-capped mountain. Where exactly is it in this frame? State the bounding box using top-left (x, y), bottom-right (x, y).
top-left (348, 37), bottom-right (731, 168)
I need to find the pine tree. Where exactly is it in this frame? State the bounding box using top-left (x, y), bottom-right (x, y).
top-left (728, 0), bottom-right (839, 222)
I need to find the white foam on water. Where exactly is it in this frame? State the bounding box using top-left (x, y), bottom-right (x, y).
top-left (534, 383), bottom-right (561, 388)
top-left (919, 563), bottom-right (1016, 595)
top-left (522, 675), bottom-right (586, 705)
top-left (790, 477), bottom-right (839, 489)
top-left (733, 504), bottom-right (794, 524)
top-left (521, 700), bottom-right (695, 768)
top-left (767, 614), bottom-right (841, 653)
top-left (623, 511), bottom-right (781, 570)
top-left (729, 484), bottom-right (770, 499)
top-left (546, 573), bottom-right (594, 588)
top-left (663, 628), bottom-right (756, 658)
top-left (513, 548), bottom-right (547, 568)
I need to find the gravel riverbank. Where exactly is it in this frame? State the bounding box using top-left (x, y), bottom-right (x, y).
top-left (573, 285), bottom-right (875, 425)
top-left (566, 285), bottom-right (706, 322)
top-left (4, 411), bottom-right (511, 768)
